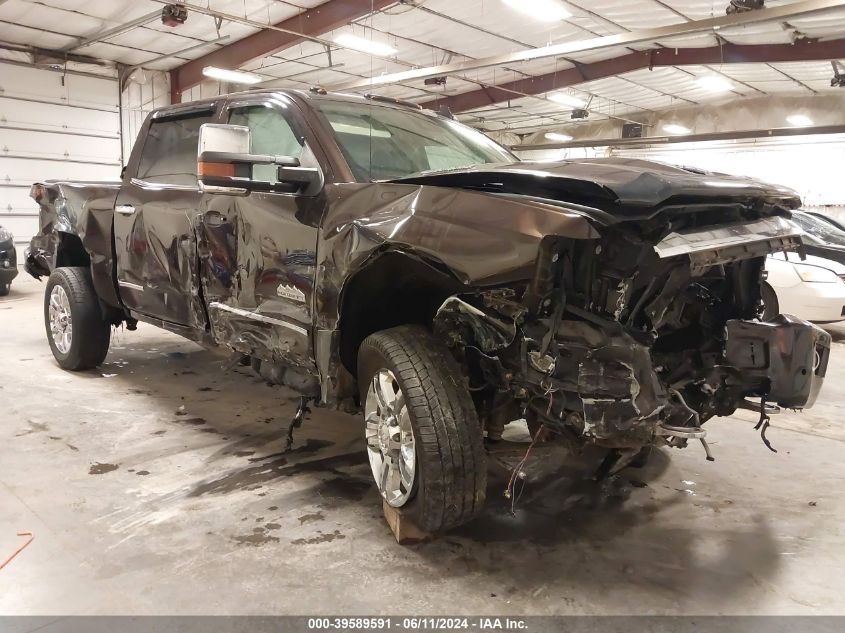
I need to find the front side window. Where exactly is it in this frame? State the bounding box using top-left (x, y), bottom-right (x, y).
top-left (228, 104), bottom-right (304, 183)
top-left (136, 111), bottom-right (213, 186)
top-left (314, 99), bottom-right (515, 182)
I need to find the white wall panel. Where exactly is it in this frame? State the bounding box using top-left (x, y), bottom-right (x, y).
top-left (1, 214), bottom-right (39, 240)
top-left (0, 62), bottom-right (121, 259)
top-left (0, 63), bottom-right (118, 109)
top-left (0, 186), bottom-right (36, 212)
top-left (0, 157), bottom-right (119, 186)
top-left (2, 128), bottom-right (120, 163)
top-left (0, 97), bottom-right (120, 136)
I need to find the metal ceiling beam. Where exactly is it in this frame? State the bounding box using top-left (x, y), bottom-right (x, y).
top-left (513, 124), bottom-right (845, 151)
top-left (417, 38), bottom-right (845, 114)
top-left (119, 35), bottom-right (232, 92)
top-left (63, 9), bottom-right (162, 52)
top-left (167, 0), bottom-right (397, 103)
top-left (333, 0), bottom-right (845, 91)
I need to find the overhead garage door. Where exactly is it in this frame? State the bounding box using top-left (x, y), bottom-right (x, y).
top-left (0, 61), bottom-right (122, 260)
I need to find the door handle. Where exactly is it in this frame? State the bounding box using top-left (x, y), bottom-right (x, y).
top-left (203, 210), bottom-right (225, 227)
top-left (115, 204), bottom-right (136, 215)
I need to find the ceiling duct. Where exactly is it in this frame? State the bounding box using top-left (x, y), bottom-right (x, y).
top-left (622, 123), bottom-right (644, 139)
top-left (161, 4), bottom-right (188, 27)
top-left (727, 0), bottom-right (764, 13)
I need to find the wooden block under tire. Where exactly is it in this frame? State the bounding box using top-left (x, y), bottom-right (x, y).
top-left (382, 500), bottom-right (432, 544)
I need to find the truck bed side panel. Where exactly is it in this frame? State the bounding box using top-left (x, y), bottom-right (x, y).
top-left (29, 181), bottom-right (122, 309)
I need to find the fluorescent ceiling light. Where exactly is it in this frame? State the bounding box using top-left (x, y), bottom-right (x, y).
top-left (501, 0), bottom-right (572, 21)
top-left (786, 114), bottom-right (814, 127)
top-left (202, 66), bottom-right (262, 85)
top-left (334, 33), bottom-right (397, 57)
top-left (694, 74), bottom-right (734, 92)
top-left (663, 123), bottom-right (691, 135)
top-left (548, 91), bottom-right (586, 108)
top-left (545, 132), bottom-right (573, 142)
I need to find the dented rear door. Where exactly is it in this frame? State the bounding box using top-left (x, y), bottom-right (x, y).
top-left (114, 104), bottom-right (215, 329)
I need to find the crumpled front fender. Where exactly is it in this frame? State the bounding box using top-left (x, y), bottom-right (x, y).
top-left (315, 182), bottom-right (600, 328)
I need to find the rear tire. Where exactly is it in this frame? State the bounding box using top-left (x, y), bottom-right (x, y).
top-left (358, 325), bottom-right (486, 533)
top-left (761, 281), bottom-right (779, 321)
top-left (44, 267), bottom-right (110, 370)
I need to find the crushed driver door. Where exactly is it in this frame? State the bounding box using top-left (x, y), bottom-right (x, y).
top-left (198, 95), bottom-right (326, 372)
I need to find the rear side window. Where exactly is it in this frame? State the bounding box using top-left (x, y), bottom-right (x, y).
top-left (136, 111), bottom-right (213, 186)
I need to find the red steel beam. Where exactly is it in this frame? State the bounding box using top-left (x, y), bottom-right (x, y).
top-left (170, 0), bottom-right (396, 103)
top-left (419, 38), bottom-right (845, 113)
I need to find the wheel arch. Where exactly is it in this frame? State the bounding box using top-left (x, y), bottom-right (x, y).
top-left (337, 248), bottom-right (465, 374)
top-left (55, 231), bottom-right (90, 268)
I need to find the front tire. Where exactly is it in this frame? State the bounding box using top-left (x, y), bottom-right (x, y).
top-left (0, 283), bottom-right (9, 297)
top-left (358, 325), bottom-right (486, 533)
top-left (44, 267), bottom-right (110, 370)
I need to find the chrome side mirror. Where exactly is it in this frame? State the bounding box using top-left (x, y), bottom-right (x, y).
top-left (197, 123), bottom-right (322, 196)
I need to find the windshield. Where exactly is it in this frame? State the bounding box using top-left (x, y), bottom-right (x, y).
top-left (792, 212), bottom-right (845, 248)
top-left (314, 99), bottom-right (516, 182)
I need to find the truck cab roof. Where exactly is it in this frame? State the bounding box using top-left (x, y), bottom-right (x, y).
top-left (152, 88), bottom-right (429, 120)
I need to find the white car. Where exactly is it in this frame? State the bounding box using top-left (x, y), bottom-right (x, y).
top-left (764, 251), bottom-right (845, 323)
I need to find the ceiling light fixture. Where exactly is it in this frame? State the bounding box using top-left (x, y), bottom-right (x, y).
top-left (501, 0), bottom-right (572, 21)
top-left (334, 33), bottom-right (397, 57)
top-left (695, 74), bottom-right (734, 92)
top-left (663, 123), bottom-right (691, 135)
top-left (545, 132), bottom-right (573, 142)
top-left (786, 114), bottom-right (814, 127)
top-left (548, 91), bottom-right (586, 108)
top-left (202, 66), bottom-right (262, 85)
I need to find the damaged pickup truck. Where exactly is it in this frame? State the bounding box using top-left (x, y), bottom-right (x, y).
top-left (26, 89), bottom-right (830, 532)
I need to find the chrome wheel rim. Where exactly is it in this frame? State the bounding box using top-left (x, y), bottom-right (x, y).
top-left (364, 369), bottom-right (416, 507)
top-left (49, 285), bottom-right (72, 354)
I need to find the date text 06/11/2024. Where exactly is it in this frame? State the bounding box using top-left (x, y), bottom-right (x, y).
top-left (306, 617), bottom-right (529, 630)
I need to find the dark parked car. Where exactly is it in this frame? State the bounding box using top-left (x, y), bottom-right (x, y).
top-left (0, 225), bottom-right (18, 296)
top-left (25, 89), bottom-right (830, 532)
top-left (804, 210), bottom-right (845, 233)
top-left (790, 210), bottom-right (845, 266)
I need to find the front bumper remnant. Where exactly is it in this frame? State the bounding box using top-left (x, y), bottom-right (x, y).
top-left (530, 312), bottom-right (830, 450)
top-left (724, 314), bottom-right (830, 409)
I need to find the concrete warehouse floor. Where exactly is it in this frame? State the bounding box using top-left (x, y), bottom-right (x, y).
top-left (1, 271), bottom-right (844, 615)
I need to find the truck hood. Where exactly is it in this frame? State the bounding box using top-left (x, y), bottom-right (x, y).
top-left (388, 157), bottom-right (801, 220)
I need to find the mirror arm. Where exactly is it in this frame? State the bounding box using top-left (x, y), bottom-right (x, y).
top-left (277, 166), bottom-right (323, 196)
top-left (199, 151), bottom-right (300, 167)
top-left (277, 166), bottom-right (317, 183)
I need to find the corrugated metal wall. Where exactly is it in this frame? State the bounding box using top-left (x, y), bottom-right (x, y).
top-left (0, 61), bottom-right (122, 259)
